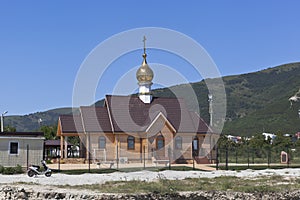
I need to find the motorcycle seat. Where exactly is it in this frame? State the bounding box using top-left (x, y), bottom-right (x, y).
top-left (32, 165), bottom-right (40, 170)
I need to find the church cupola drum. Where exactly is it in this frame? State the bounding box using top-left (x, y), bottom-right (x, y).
top-left (136, 36), bottom-right (154, 104)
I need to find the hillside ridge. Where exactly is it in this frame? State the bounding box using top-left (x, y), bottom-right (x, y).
top-left (4, 62), bottom-right (300, 136)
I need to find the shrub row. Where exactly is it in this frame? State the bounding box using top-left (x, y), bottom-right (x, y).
top-left (0, 165), bottom-right (23, 175)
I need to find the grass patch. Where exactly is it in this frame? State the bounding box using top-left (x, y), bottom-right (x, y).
top-left (60, 175), bottom-right (300, 194)
top-left (58, 168), bottom-right (118, 175)
top-left (217, 164), bottom-right (300, 171)
top-left (157, 166), bottom-right (205, 172)
top-left (57, 166), bottom-right (204, 175)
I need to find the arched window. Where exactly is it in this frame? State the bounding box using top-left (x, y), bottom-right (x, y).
top-left (193, 137), bottom-right (199, 150)
top-left (99, 136), bottom-right (106, 149)
top-left (156, 135), bottom-right (165, 150)
top-left (175, 136), bottom-right (182, 149)
top-left (192, 136), bottom-right (199, 157)
top-left (127, 136), bottom-right (135, 150)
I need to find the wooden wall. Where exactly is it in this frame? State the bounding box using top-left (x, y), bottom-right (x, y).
top-left (84, 129), bottom-right (216, 163)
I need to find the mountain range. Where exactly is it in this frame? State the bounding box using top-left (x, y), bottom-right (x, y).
top-left (4, 62), bottom-right (300, 136)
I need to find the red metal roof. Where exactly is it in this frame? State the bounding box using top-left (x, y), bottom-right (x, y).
top-left (189, 112), bottom-right (212, 133)
top-left (105, 95), bottom-right (197, 133)
top-left (80, 106), bottom-right (112, 132)
top-left (59, 114), bottom-right (84, 133)
top-left (58, 95), bottom-right (210, 134)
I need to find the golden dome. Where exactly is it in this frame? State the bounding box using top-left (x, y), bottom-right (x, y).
top-left (136, 53), bottom-right (154, 83)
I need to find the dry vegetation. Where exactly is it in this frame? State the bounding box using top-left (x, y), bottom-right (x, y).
top-left (54, 175), bottom-right (300, 194)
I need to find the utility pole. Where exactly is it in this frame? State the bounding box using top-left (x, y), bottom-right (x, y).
top-left (1, 111), bottom-right (8, 132)
top-left (208, 94), bottom-right (213, 127)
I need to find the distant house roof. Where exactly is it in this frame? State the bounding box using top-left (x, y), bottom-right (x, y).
top-left (57, 95), bottom-right (211, 134)
top-left (0, 132), bottom-right (44, 137)
top-left (45, 139), bottom-right (71, 147)
top-left (59, 114), bottom-right (84, 133)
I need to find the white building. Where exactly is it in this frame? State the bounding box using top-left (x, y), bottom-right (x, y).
top-left (0, 132), bottom-right (45, 167)
top-left (262, 132), bottom-right (276, 143)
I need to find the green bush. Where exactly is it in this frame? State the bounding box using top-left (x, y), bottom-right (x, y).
top-left (3, 167), bottom-right (15, 175)
top-left (46, 160), bottom-right (52, 164)
top-left (14, 164), bottom-right (23, 174)
top-left (1, 165), bottom-right (24, 175)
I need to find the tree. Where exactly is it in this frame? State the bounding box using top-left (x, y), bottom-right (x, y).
top-left (40, 125), bottom-right (79, 145)
top-left (248, 133), bottom-right (271, 158)
top-left (4, 125), bottom-right (16, 132)
top-left (217, 134), bottom-right (239, 150)
top-left (68, 136), bottom-right (80, 146)
top-left (40, 125), bottom-right (58, 140)
top-left (294, 138), bottom-right (300, 151)
top-left (249, 133), bottom-right (273, 149)
top-left (272, 132), bottom-right (293, 151)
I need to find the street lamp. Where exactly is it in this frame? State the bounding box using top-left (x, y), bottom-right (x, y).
top-left (1, 111), bottom-right (8, 132)
top-left (208, 94), bottom-right (213, 127)
top-left (38, 118), bottom-right (43, 128)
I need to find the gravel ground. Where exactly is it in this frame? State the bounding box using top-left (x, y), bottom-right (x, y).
top-left (1, 168), bottom-right (300, 186)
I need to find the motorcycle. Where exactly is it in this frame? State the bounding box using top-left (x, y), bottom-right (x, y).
top-left (27, 160), bottom-right (52, 177)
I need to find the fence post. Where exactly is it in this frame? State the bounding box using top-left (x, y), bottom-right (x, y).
top-left (143, 145), bottom-right (146, 169)
top-left (168, 146), bottom-right (171, 170)
top-left (247, 146), bottom-right (250, 168)
top-left (58, 157), bottom-right (60, 172)
top-left (287, 146), bottom-right (290, 168)
top-left (116, 141), bottom-right (119, 170)
top-left (252, 149), bottom-right (254, 164)
top-left (270, 147), bottom-right (272, 166)
top-left (88, 152), bottom-right (91, 173)
top-left (216, 145), bottom-right (219, 170)
top-left (267, 147), bottom-right (270, 168)
top-left (26, 144), bottom-right (29, 169)
top-left (235, 147), bottom-right (238, 164)
top-left (225, 146), bottom-right (228, 170)
top-left (88, 133), bottom-right (91, 173)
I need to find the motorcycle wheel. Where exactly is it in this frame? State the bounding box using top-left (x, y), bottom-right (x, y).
top-left (45, 172), bottom-right (52, 177)
top-left (27, 170), bottom-right (35, 177)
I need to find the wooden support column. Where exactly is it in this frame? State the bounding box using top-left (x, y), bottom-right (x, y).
top-left (115, 135), bottom-right (118, 160)
top-left (60, 135), bottom-right (64, 158)
top-left (86, 133), bottom-right (90, 160)
top-left (79, 139), bottom-right (83, 158)
top-left (64, 136), bottom-right (68, 158)
top-left (145, 138), bottom-right (149, 160)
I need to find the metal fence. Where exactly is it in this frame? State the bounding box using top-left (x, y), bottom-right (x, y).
top-left (216, 146), bottom-right (298, 170)
top-left (46, 149), bottom-right (180, 172)
top-left (3, 144), bottom-right (298, 172)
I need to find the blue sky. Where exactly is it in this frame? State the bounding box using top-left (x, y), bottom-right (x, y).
top-left (0, 1), bottom-right (300, 115)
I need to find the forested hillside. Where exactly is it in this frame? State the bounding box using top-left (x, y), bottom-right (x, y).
top-left (4, 62), bottom-right (300, 136)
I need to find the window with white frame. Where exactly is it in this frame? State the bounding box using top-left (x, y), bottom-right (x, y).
top-left (156, 135), bottom-right (165, 150)
top-left (127, 136), bottom-right (135, 150)
top-left (175, 136), bottom-right (182, 149)
top-left (9, 142), bottom-right (19, 155)
top-left (99, 136), bottom-right (106, 149)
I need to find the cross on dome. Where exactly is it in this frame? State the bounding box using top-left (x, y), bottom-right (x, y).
top-left (136, 36), bottom-right (154, 103)
top-left (136, 36), bottom-right (153, 84)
